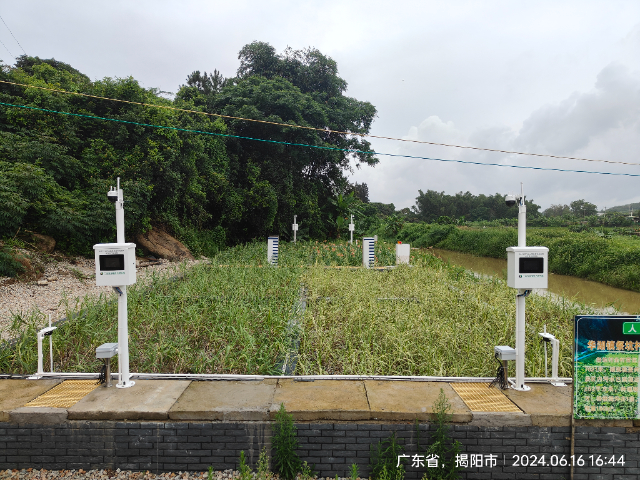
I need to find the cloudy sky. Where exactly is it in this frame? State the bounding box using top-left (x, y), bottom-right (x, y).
top-left (2, 1), bottom-right (640, 211)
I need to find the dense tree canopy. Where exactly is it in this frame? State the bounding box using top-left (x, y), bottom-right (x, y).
top-left (411, 189), bottom-right (541, 223)
top-left (0, 43), bottom-right (379, 258)
top-left (177, 41), bottom-right (378, 241)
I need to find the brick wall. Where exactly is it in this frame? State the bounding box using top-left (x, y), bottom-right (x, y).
top-left (1, 422), bottom-right (638, 479)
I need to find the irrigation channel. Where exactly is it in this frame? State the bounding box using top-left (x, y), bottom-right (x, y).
top-left (432, 247), bottom-right (640, 314)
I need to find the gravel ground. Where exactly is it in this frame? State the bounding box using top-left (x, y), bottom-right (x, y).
top-left (0, 470), bottom-right (339, 480)
top-left (0, 254), bottom-right (207, 341)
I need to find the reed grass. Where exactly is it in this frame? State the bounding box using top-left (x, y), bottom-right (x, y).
top-left (1, 240), bottom-right (594, 377)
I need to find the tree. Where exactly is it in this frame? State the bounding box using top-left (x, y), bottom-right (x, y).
top-left (348, 182), bottom-right (369, 203)
top-left (543, 204), bottom-right (571, 217)
top-left (184, 69), bottom-right (225, 96)
top-left (178, 41), bottom-right (378, 241)
top-left (570, 199), bottom-right (598, 218)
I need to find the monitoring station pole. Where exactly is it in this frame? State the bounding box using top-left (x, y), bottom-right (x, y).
top-left (114, 179), bottom-right (133, 388)
top-left (503, 183), bottom-right (548, 391)
top-left (515, 183), bottom-right (528, 391)
top-left (94, 177), bottom-right (137, 389)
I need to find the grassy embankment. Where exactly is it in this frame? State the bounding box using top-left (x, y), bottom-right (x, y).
top-left (398, 224), bottom-right (640, 292)
top-left (1, 240), bottom-right (593, 377)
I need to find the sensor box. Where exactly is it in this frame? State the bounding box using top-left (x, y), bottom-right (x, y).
top-left (494, 345), bottom-right (516, 361)
top-left (93, 243), bottom-right (137, 286)
top-left (506, 246), bottom-right (548, 289)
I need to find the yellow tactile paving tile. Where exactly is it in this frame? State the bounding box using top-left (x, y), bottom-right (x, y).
top-left (450, 382), bottom-right (522, 412)
top-left (24, 379), bottom-right (100, 408)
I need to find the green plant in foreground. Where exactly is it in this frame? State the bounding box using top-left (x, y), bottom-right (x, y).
top-left (300, 460), bottom-right (315, 480)
top-left (208, 466), bottom-right (213, 480)
top-left (239, 450), bottom-right (252, 480)
top-left (349, 462), bottom-right (359, 480)
top-left (257, 446), bottom-right (272, 480)
top-left (369, 431), bottom-right (405, 480)
top-left (273, 403), bottom-right (302, 480)
top-left (421, 388), bottom-right (462, 480)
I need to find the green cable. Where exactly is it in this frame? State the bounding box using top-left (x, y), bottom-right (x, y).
top-left (1, 101), bottom-right (639, 178)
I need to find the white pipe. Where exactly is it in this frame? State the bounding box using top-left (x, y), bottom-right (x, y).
top-left (518, 184), bottom-right (526, 248)
top-left (116, 285), bottom-right (134, 388)
top-left (32, 371), bottom-right (573, 383)
top-left (350, 215), bottom-right (354, 244)
top-left (37, 331), bottom-right (43, 376)
top-left (514, 290), bottom-right (530, 391)
top-left (115, 177), bottom-right (125, 244)
top-left (49, 314), bottom-right (53, 373)
top-left (551, 337), bottom-right (560, 382)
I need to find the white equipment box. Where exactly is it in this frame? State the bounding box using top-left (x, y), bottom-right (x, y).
top-left (396, 243), bottom-right (410, 265)
top-left (93, 243), bottom-right (137, 286)
top-left (506, 246), bottom-right (548, 289)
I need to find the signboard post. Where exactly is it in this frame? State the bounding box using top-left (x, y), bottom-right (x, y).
top-left (574, 315), bottom-right (640, 419)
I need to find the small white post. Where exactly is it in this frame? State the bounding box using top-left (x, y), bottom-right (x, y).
top-left (36, 325), bottom-right (57, 376)
top-left (37, 331), bottom-right (43, 376)
top-left (363, 237), bottom-right (375, 268)
top-left (292, 215), bottom-right (298, 244)
top-left (349, 215), bottom-right (354, 244)
top-left (268, 236), bottom-right (279, 265)
top-left (49, 314), bottom-right (54, 373)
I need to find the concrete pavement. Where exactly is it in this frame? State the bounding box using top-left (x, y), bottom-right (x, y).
top-left (0, 377), bottom-right (597, 427)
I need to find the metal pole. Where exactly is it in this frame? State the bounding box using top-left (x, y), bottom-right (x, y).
top-left (116, 285), bottom-right (133, 388)
top-left (350, 215), bottom-right (353, 244)
top-left (518, 183), bottom-right (526, 248)
top-left (514, 183), bottom-right (530, 390)
top-left (294, 215), bottom-right (297, 244)
top-left (37, 332), bottom-right (43, 375)
top-left (114, 177), bottom-right (133, 388)
top-left (515, 291), bottom-right (529, 390)
top-left (116, 177), bottom-right (125, 244)
top-left (49, 314), bottom-right (54, 373)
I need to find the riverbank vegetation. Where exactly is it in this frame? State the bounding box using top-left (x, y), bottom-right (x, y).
top-left (396, 224), bottom-right (640, 292)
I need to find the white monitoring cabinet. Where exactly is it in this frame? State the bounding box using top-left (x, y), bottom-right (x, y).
top-left (93, 243), bottom-right (137, 286)
top-left (506, 246), bottom-right (548, 289)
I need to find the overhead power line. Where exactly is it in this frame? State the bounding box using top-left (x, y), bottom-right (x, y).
top-left (0, 79), bottom-right (635, 168)
top-left (1, 100), bottom-right (639, 178)
top-left (0, 15), bottom-right (26, 55)
top-left (0, 39), bottom-right (14, 59)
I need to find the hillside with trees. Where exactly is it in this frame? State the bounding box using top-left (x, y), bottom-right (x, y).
top-left (0, 43), bottom-right (377, 275)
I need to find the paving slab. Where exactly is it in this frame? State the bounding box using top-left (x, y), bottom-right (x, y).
top-left (169, 379), bottom-right (277, 421)
top-left (271, 379), bottom-right (370, 421)
top-left (503, 383), bottom-right (571, 426)
top-left (67, 379), bottom-right (190, 420)
top-left (0, 379), bottom-right (62, 422)
top-left (9, 406), bottom-right (68, 425)
top-left (364, 381), bottom-right (472, 422)
top-left (469, 412), bottom-right (532, 427)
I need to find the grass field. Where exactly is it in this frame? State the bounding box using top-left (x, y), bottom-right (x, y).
top-left (0, 240), bottom-right (594, 377)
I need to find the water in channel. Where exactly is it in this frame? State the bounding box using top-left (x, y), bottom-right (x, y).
top-left (431, 248), bottom-right (640, 314)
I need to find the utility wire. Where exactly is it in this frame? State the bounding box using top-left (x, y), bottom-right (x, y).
top-left (1, 100), bottom-right (639, 178)
top-left (0, 79), bottom-right (635, 167)
top-left (0, 15), bottom-right (26, 55)
top-left (0, 39), bottom-right (14, 59)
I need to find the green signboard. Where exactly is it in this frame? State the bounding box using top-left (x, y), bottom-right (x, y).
top-left (575, 315), bottom-right (640, 419)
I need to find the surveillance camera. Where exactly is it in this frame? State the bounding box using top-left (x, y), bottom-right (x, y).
top-left (505, 194), bottom-right (516, 207)
top-left (107, 189), bottom-right (118, 203)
